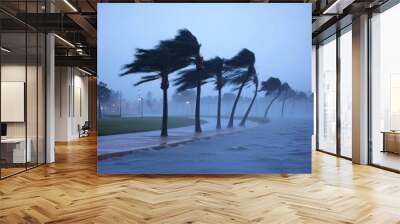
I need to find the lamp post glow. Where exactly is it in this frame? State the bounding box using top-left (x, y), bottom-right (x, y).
top-left (138, 97), bottom-right (144, 119)
top-left (185, 101), bottom-right (190, 116)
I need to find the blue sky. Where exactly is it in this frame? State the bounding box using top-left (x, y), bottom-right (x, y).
top-left (98, 3), bottom-right (312, 99)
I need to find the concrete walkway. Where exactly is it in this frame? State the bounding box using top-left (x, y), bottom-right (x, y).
top-left (98, 117), bottom-right (258, 158)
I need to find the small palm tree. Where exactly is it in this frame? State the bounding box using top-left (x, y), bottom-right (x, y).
top-left (120, 40), bottom-right (191, 137)
top-left (225, 49), bottom-right (256, 128)
top-left (279, 83), bottom-right (295, 117)
top-left (260, 77), bottom-right (282, 119)
top-left (239, 74), bottom-right (259, 127)
top-left (98, 82), bottom-right (111, 119)
top-left (291, 91), bottom-right (307, 111)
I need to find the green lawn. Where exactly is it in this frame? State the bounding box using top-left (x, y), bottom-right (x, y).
top-left (98, 116), bottom-right (205, 136)
top-left (203, 115), bottom-right (270, 124)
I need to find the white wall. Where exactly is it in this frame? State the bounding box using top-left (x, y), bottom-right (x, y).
top-left (55, 67), bottom-right (89, 141)
top-left (1, 63), bottom-right (46, 164)
top-left (1, 65), bottom-right (42, 138)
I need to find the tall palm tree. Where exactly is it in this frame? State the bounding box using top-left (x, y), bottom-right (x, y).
top-left (174, 65), bottom-right (212, 133)
top-left (259, 77), bottom-right (282, 119)
top-left (239, 74), bottom-right (259, 127)
top-left (206, 57), bottom-right (225, 129)
top-left (164, 29), bottom-right (204, 132)
top-left (174, 57), bottom-right (226, 131)
top-left (225, 48), bottom-right (256, 128)
top-left (279, 83), bottom-right (295, 117)
top-left (120, 40), bottom-right (191, 137)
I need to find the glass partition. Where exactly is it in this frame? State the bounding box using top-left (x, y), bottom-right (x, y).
top-left (0, 1), bottom-right (46, 179)
top-left (339, 28), bottom-right (352, 158)
top-left (370, 3), bottom-right (400, 171)
top-left (27, 31), bottom-right (38, 169)
top-left (317, 36), bottom-right (337, 154)
top-left (1, 31), bottom-right (28, 177)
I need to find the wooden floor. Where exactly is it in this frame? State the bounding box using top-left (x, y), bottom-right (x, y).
top-left (1, 135), bottom-right (400, 224)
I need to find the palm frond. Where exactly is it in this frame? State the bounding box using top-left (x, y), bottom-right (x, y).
top-left (161, 29), bottom-right (201, 59)
top-left (134, 74), bottom-right (160, 86)
top-left (224, 48), bottom-right (255, 69)
top-left (120, 48), bottom-right (165, 76)
top-left (260, 77), bottom-right (282, 95)
top-left (174, 67), bottom-right (212, 92)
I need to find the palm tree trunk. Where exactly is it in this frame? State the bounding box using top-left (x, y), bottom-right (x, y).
top-left (227, 82), bottom-right (245, 128)
top-left (161, 75), bottom-right (169, 137)
top-left (281, 98), bottom-right (286, 117)
top-left (216, 88), bottom-right (222, 130)
top-left (264, 92), bottom-right (281, 119)
top-left (240, 83), bottom-right (258, 127)
top-left (195, 81), bottom-right (202, 133)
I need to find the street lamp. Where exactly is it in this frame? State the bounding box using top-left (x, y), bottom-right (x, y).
top-left (138, 96), bottom-right (144, 119)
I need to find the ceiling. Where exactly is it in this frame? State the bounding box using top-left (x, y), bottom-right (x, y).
top-left (0, 0), bottom-right (391, 75)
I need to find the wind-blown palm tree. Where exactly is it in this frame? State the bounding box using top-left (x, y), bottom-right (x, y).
top-left (120, 38), bottom-right (192, 136)
top-left (164, 29), bottom-right (204, 132)
top-left (174, 66), bottom-right (212, 133)
top-left (279, 83), bottom-right (295, 117)
top-left (239, 74), bottom-right (259, 127)
top-left (260, 77), bottom-right (282, 119)
top-left (225, 49), bottom-right (256, 128)
top-left (206, 57), bottom-right (225, 129)
top-left (290, 91), bottom-right (307, 111)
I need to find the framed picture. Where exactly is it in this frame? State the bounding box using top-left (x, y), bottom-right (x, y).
top-left (97, 3), bottom-right (312, 174)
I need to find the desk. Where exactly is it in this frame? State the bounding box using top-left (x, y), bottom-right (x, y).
top-left (382, 131), bottom-right (400, 154)
top-left (1, 138), bottom-right (31, 163)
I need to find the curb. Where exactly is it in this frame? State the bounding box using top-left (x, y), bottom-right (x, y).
top-left (97, 128), bottom-right (243, 161)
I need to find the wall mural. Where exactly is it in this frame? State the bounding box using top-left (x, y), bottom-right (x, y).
top-left (97, 3), bottom-right (313, 174)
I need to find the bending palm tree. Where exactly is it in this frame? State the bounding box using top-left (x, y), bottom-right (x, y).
top-left (239, 74), bottom-right (259, 127)
top-left (164, 29), bottom-right (204, 132)
top-left (225, 49), bottom-right (256, 128)
top-left (120, 40), bottom-right (191, 136)
top-left (291, 91), bottom-right (307, 111)
top-left (260, 77), bottom-right (282, 119)
top-left (279, 83), bottom-right (295, 117)
top-left (205, 57), bottom-right (225, 129)
top-left (174, 64), bottom-right (211, 133)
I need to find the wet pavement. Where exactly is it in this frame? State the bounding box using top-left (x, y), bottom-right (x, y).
top-left (98, 118), bottom-right (312, 174)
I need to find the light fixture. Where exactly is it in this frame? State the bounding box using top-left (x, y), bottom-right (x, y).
top-left (1, 47), bottom-right (11, 53)
top-left (76, 48), bottom-right (84, 55)
top-left (63, 0), bottom-right (78, 12)
top-left (54, 34), bottom-right (75, 48)
top-left (322, 0), bottom-right (355, 15)
top-left (78, 67), bottom-right (92, 76)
